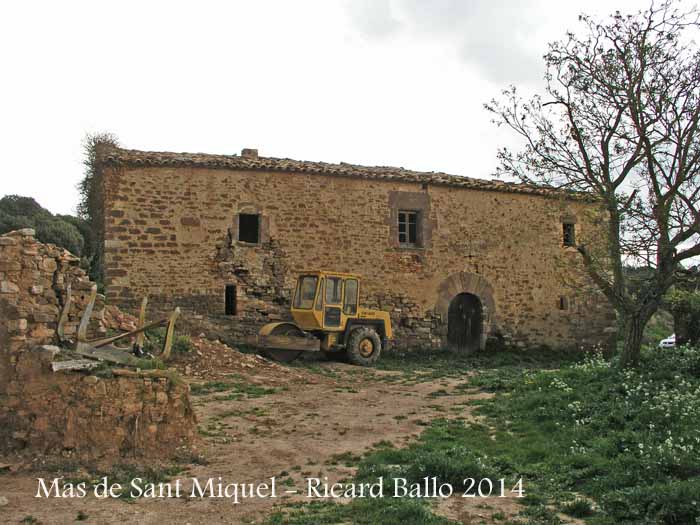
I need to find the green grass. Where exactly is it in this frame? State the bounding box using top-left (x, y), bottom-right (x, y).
top-left (190, 380), bottom-right (278, 398)
top-left (266, 499), bottom-right (453, 525)
top-left (143, 327), bottom-right (194, 355)
top-left (560, 498), bottom-right (594, 518)
top-left (374, 346), bottom-right (579, 384)
top-left (328, 451), bottom-right (363, 467)
top-left (273, 344), bottom-right (700, 524)
top-left (643, 309), bottom-right (674, 346)
top-left (453, 346), bottom-right (699, 524)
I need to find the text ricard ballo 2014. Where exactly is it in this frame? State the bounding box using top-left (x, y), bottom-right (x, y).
top-left (36, 476), bottom-right (525, 503)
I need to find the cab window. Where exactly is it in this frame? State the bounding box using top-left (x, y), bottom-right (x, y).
top-left (293, 276), bottom-right (318, 309)
top-left (344, 279), bottom-right (358, 315)
top-left (325, 277), bottom-right (343, 304)
top-left (315, 278), bottom-right (324, 311)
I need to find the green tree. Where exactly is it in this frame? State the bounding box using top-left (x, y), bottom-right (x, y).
top-left (486, 1), bottom-right (700, 366)
top-left (77, 132), bottom-right (119, 282)
top-left (0, 195), bottom-right (86, 256)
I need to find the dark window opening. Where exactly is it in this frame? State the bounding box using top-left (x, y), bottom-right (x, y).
top-left (225, 285), bottom-right (237, 315)
top-left (398, 210), bottom-right (418, 246)
top-left (558, 296), bottom-right (568, 310)
top-left (238, 214), bottom-right (260, 243)
top-left (563, 222), bottom-right (576, 247)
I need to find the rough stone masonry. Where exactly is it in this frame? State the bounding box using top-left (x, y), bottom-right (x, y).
top-left (0, 229), bottom-right (196, 460)
top-left (98, 145), bottom-right (617, 352)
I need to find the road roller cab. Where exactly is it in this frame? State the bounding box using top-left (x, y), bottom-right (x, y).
top-left (257, 271), bottom-right (392, 366)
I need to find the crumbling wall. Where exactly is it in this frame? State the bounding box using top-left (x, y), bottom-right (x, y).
top-left (0, 229), bottom-right (196, 459)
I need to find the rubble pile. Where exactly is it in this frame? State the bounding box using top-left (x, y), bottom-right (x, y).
top-left (0, 229), bottom-right (196, 460)
top-left (172, 336), bottom-right (311, 384)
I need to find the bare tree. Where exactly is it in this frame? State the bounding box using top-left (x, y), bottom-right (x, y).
top-left (485, 1), bottom-right (700, 366)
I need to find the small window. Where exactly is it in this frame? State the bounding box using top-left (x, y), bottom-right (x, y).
top-left (225, 285), bottom-right (237, 315)
top-left (293, 276), bottom-right (318, 309)
top-left (558, 296), bottom-right (569, 310)
top-left (344, 279), bottom-right (358, 315)
top-left (238, 214), bottom-right (260, 243)
top-left (398, 210), bottom-right (418, 246)
top-left (562, 222), bottom-right (576, 247)
top-left (325, 277), bottom-right (343, 304)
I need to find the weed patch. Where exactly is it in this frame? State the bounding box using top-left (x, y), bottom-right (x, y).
top-left (190, 381), bottom-right (277, 398)
top-left (265, 499), bottom-right (452, 525)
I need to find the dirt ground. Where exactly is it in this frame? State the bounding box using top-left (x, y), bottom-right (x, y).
top-left (0, 340), bottom-right (528, 525)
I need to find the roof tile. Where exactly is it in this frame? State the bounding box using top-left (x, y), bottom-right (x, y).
top-left (99, 146), bottom-right (594, 201)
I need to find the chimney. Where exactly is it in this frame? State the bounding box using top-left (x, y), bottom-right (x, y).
top-left (241, 148), bottom-right (258, 159)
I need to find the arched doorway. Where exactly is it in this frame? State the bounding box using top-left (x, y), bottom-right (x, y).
top-left (447, 293), bottom-right (483, 352)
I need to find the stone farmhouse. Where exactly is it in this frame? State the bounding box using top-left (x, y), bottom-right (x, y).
top-left (98, 146), bottom-right (616, 352)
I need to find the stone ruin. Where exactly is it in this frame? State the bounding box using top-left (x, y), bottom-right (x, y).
top-left (0, 229), bottom-right (196, 461)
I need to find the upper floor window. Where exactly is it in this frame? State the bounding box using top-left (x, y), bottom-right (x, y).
top-left (398, 210), bottom-right (418, 247)
top-left (238, 214), bottom-right (260, 243)
top-left (562, 222), bottom-right (576, 247)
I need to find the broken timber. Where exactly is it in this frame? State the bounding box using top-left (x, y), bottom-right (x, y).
top-left (51, 359), bottom-right (100, 372)
top-left (57, 284), bottom-right (181, 366)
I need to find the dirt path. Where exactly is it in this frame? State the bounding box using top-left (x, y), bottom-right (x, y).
top-left (0, 348), bottom-right (505, 525)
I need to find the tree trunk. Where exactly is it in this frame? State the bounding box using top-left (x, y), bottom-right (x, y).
top-left (620, 315), bottom-right (646, 367)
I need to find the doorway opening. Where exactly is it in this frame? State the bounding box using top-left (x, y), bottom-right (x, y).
top-left (447, 293), bottom-right (483, 352)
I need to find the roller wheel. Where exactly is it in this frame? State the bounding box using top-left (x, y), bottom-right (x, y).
top-left (260, 324), bottom-right (304, 363)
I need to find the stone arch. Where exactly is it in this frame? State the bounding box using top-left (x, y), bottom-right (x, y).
top-left (435, 272), bottom-right (496, 351)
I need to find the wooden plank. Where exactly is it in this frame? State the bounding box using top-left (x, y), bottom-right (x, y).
top-left (88, 318), bottom-right (167, 348)
top-left (51, 359), bottom-right (100, 372)
top-left (56, 283), bottom-right (72, 343)
top-left (74, 345), bottom-right (137, 365)
top-left (76, 285), bottom-right (97, 342)
top-left (252, 335), bottom-right (320, 352)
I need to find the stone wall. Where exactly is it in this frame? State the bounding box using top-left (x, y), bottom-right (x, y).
top-left (0, 229), bottom-right (196, 459)
top-left (101, 156), bottom-right (617, 351)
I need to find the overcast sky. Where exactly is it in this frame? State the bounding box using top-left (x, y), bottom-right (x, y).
top-left (1, 0), bottom-right (648, 215)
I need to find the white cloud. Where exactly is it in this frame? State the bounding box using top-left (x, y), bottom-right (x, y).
top-left (0, 0), bottom-right (655, 215)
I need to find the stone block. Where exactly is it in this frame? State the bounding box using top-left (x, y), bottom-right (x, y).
top-left (0, 280), bottom-right (19, 293)
top-left (11, 228), bottom-right (35, 237)
top-left (40, 258), bottom-right (58, 273)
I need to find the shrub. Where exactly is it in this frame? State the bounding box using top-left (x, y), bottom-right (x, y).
top-left (560, 498), bottom-right (594, 518)
top-left (143, 327), bottom-right (193, 356)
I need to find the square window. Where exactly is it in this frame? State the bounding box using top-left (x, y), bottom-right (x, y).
top-left (238, 214), bottom-right (260, 243)
top-left (562, 222), bottom-right (576, 247)
top-left (398, 210), bottom-right (419, 246)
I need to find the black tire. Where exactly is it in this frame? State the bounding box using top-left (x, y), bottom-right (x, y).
top-left (346, 327), bottom-right (382, 366)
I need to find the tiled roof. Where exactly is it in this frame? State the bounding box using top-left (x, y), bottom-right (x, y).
top-left (98, 146), bottom-right (595, 201)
